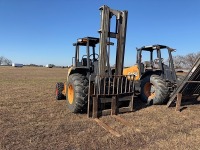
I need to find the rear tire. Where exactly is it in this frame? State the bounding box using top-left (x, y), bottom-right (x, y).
top-left (56, 82), bottom-right (65, 100)
top-left (66, 73), bottom-right (89, 113)
top-left (140, 75), bottom-right (169, 105)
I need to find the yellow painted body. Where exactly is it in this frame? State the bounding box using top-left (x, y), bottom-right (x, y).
top-left (62, 82), bottom-right (67, 96)
top-left (123, 65), bottom-right (140, 81)
top-left (67, 67), bottom-right (73, 80)
top-left (68, 84), bottom-right (74, 104)
top-left (62, 67), bottom-right (73, 97)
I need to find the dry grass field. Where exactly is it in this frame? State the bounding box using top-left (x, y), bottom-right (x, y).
top-left (0, 67), bottom-right (200, 150)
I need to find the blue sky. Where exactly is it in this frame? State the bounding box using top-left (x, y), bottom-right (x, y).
top-left (0, 0), bottom-right (200, 66)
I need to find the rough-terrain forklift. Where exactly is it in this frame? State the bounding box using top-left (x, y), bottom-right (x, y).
top-left (56, 37), bottom-right (100, 112)
top-left (123, 45), bottom-right (180, 105)
top-left (56, 5), bottom-right (135, 117)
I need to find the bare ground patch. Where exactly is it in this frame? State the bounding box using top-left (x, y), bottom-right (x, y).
top-left (0, 67), bottom-right (199, 150)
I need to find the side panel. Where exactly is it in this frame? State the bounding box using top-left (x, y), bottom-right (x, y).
top-left (62, 82), bottom-right (67, 96)
top-left (67, 67), bottom-right (73, 80)
top-left (67, 67), bottom-right (89, 80)
top-left (140, 70), bottom-right (162, 80)
top-left (123, 65), bottom-right (140, 81)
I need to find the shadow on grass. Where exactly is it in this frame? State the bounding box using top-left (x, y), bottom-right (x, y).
top-left (133, 96), bottom-right (148, 111)
top-left (169, 96), bottom-right (200, 111)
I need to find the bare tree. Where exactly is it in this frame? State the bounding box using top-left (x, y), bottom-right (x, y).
top-left (0, 56), bottom-right (12, 65)
top-left (184, 52), bottom-right (200, 68)
top-left (172, 55), bottom-right (185, 69)
top-left (172, 52), bottom-right (200, 69)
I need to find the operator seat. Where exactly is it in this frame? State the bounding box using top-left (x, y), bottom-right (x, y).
top-left (81, 58), bottom-right (87, 66)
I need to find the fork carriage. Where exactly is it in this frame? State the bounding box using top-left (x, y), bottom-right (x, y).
top-left (87, 74), bottom-right (135, 118)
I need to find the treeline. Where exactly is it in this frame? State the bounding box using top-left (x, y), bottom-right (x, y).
top-left (0, 56), bottom-right (12, 65)
top-left (1, 52), bottom-right (199, 69)
top-left (173, 52), bottom-right (200, 69)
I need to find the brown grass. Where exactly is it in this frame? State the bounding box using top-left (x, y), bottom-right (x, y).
top-left (0, 67), bottom-right (200, 150)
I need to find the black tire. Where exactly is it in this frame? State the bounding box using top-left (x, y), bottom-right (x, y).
top-left (56, 82), bottom-right (65, 100)
top-left (140, 75), bottom-right (169, 105)
top-left (66, 73), bottom-right (89, 113)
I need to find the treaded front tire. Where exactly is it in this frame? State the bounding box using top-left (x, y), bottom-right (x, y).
top-left (66, 73), bottom-right (89, 113)
top-left (140, 75), bottom-right (169, 105)
top-left (56, 82), bottom-right (65, 100)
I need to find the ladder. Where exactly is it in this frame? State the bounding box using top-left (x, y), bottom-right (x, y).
top-left (167, 57), bottom-right (200, 111)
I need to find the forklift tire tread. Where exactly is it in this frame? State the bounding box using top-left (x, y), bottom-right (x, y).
top-left (141, 75), bottom-right (169, 105)
top-left (66, 73), bottom-right (89, 113)
top-left (56, 82), bottom-right (65, 100)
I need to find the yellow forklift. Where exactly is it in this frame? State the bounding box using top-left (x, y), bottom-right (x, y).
top-left (56, 5), bottom-right (135, 117)
top-left (123, 45), bottom-right (180, 105)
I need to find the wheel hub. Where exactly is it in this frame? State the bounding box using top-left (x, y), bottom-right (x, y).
top-left (68, 84), bottom-right (74, 104)
top-left (56, 88), bottom-right (58, 95)
top-left (144, 82), bottom-right (156, 100)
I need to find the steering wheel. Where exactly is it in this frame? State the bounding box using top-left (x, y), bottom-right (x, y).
top-left (82, 55), bottom-right (87, 59)
top-left (89, 53), bottom-right (99, 60)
